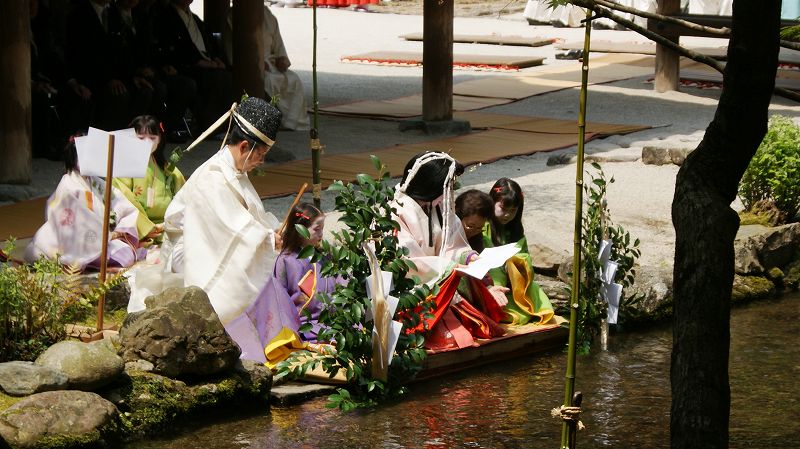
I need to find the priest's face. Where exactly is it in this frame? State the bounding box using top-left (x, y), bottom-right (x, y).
top-left (233, 140), bottom-right (271, 173)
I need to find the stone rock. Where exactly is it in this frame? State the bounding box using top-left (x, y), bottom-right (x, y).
top-left (529, 243), bottom-right (569, 277)
top-left (103, 368), bottom-right (270, 435)
top-left (627, 267), bottom-right (674, 323)
top-left (537, 279), bottom-right (569, 314)
top-left (118, 286), bottom-right (241, 378)
top-left (734, 223), bottom-right (800, 275)
top-left (641, 146), bottom-right (672, 165)
top-left (35, 339), bottom-right (124, 391)
top-left (270, 382), bottom-right (336, 405)
top-left (234, 359), bottom-right (273, 399)
top-left (124, 360), bottom-right (155, 373)
top-left (0, 362), bottom-right (68, 397)
top-left (546, 153), bottom-right (640, 166)
top-left (641, 146), bottom-right (694, 166)
top-left (556, 255), bottom-right (574, 283)
top-left (731, 275), bottom-right (775, 304)
top-left (0, 390), bottom-right (117, 448)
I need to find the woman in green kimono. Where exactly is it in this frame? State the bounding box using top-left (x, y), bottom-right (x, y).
top-left (113, 116), bottom-right (185, 245)
top-left (482, 178), bottom-right (556, 325)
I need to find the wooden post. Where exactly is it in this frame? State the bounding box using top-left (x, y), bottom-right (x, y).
top-left (654, 0), bottom-right (681, 92)
top-left (422, 0), bottom-right (453, 122)
top-left (97, 134), bottom-right (115, 334)
top-left (232, 0), bottom-right (265, 100)
top-left (0, 0), bottom-right (32, 184)
top-left (203, 0), bottom-right (229, 36)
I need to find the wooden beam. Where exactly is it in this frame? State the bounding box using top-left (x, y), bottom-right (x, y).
top-left (232, 0), bottom-right (265, 100)
top-left (654, 0), bottom-right (681, 92)
top-left (422, 0), bottom-right (453, 122)
top-left (0, 0), bottom-right (32, 184)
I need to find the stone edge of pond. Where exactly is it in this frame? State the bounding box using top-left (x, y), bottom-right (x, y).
top-left (0, 362), bottom-right (272, 449)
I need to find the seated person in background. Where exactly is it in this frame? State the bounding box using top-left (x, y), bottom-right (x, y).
top-left (65, 0), bottom-right (155, 131)
top-left (25, 135), bottom-right (145, 270)
top-left (223, 5), bottom-right (310, 130)
top-left (160, 97), bottom-right (282, 325)
top-left (454, 189), bottom-right (493, 252)
top-left (483, 178), bottom-right (555, 325)
top-left (113, 115), bottom-right (186, 246)
top-left (226, 202), bottom-right (344, 364)
top-left (392, 152), bottom-right (508, 350)
top-left (155, 0), bottom-right (232, 131)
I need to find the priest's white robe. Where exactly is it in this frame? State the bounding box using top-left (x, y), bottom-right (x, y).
top-left (25, 171), bottom-right (143, 269)
top-left (391, 191), bottom-right (473, 286)
top-left (161, 147), bottom-right (279, 324)
top-left (263, 6), bottom-right (310, 131)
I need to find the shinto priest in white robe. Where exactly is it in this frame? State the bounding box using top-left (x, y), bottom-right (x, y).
top-left (160, 147), bottom-right (279, 325)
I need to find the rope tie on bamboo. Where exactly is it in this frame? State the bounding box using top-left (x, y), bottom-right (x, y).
top-left (551, 405), bottom-right (585, 431)
top-left (310, 138), bottom-right (324, 153)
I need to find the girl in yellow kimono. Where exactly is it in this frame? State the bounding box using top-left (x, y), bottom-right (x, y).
top-left (113, 116), bottom-right (185, 245)
top-left (483, 178), bottom-right (556, 325)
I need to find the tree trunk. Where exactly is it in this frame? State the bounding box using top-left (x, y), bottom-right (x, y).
top-left (670, 1), bottom-right (779, 448)
top-left (0, 0), bottom-right (32, 184)
top-left (422, 0), bottom-right (453, 122)
top-left (232, 0), bottom-right (265, 100)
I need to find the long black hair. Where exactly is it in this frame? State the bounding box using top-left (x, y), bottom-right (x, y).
top-left (488, 178), bottom-right (525, 245)
top-left (129, 115), bottom-right (168, 169)
top-left (401, 152), bottom-right (465, 202)
top-left (281, 202), bottom-right (324, 254)
top-left (63, 131), bottom-right (86, 174)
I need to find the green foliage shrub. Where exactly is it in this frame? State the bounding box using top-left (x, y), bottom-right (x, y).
top-left (276, 156), bottom-right (432, 410)
top-left (567, 163), bottom-right (642, 353)
top-left (0, 239), bottom-right (125, 362)
top-left (738, 115), bottom-right (800, 224)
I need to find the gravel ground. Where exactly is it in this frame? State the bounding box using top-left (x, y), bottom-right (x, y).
top-left (4, 6), bottom-right (800, 269)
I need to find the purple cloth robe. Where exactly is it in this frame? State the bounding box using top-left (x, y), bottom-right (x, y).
top-left (224, 251), bottom-right (341, 363)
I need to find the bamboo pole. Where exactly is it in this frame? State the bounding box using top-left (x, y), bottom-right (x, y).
top-left (310, 0), bottom-right (322, 209)
top-left (97, 133), bottom-right (115, 333)
top-left (561, 9), bottom-right (592, 449)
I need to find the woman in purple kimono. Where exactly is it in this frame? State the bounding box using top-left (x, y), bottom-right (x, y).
top-left (225, 203), bottom-right (341, 363)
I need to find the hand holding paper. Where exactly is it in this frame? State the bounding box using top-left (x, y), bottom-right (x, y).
top-left (455, 243), bottom-right (520, 279)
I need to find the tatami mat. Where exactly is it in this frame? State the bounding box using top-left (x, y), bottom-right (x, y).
top-left (401, 32), bottom-right (556, 47)
top-left (341, 51), bottom-right (546, 70)
top-left (322, 54), bottom-right (656, 118)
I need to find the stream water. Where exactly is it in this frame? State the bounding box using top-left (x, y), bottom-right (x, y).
top-left (125, 295), bottom-right (800, 449)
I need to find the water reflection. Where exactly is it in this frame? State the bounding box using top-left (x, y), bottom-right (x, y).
top-left (126, 295), bottom-right (800, 449)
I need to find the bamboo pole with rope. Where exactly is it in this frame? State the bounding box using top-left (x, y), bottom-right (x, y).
top-left (560, 8), bottom-right (593, 449)
top-left (310, 0), bottom-right (322, 208)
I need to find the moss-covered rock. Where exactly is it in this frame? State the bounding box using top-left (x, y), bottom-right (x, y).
top-left (784, 259), bottom-right (800, 290)
top-left (731, 275), bottom-right (776, 304)
top-left (101, 361), bottom-right (271, 439)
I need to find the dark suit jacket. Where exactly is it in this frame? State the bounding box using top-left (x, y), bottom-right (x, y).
top-left (65, 0), bottom-right (115, 89)
top-left (154, 5), bottom-right (223, 73)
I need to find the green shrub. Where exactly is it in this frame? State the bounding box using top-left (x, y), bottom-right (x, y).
top-left (738, 115), bottom-right (800, 224)
top-left (566, 163), bottom-right (642, 353)
top-left (276, 156), bottom-right (431, 410)
top-left (0, 239), bottom-right (126, 362)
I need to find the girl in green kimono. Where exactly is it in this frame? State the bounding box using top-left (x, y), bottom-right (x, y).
top-left (113, 116), bottom-right (185, 245)
top-left (483, 178), bottom-right (555, 325)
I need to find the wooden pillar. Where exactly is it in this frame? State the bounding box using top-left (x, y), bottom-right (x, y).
top-left (0, 0), bottom-right (32, 184)
top-left (204, 0), bottom-right (229, 36)
top-left (232, 0), bottom-right (265, 100)
top-left (654, 0), bottom-right (681, 92)
top-left (422, 0), bottom-right (453, 122)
